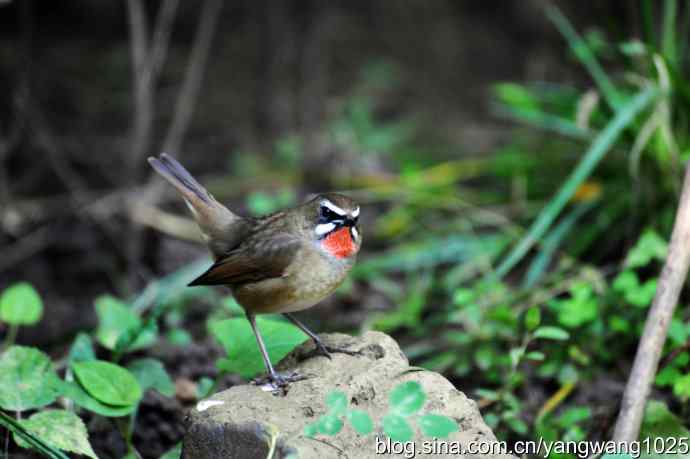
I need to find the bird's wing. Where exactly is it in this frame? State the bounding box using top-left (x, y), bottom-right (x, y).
top-left (188, 233), bottom-right (302, 286)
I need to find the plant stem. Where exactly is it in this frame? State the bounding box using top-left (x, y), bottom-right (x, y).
top-left (1, 325), bottom-right (18, 351)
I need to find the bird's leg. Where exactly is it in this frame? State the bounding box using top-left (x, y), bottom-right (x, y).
top-left (247, 313), bottom-right (305, 390)
top-left (283, 313), bottom-right (361, 359)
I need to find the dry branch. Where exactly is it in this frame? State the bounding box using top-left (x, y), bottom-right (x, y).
top-left (612, 164), bottom-right (690, 441)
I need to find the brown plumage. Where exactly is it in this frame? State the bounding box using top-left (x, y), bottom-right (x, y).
top-left (148, 153), bottom-right (362, 388)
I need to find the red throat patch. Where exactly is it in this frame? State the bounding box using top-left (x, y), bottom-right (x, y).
top-left (321, 227), bottom-right (356, 259)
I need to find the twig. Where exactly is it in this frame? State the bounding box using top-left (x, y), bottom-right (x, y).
top-left (612, 164), bottom-right (690, 441)
top-left (162, 0), bottom-right (223, 154)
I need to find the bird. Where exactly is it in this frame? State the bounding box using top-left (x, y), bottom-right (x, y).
top-left (148, 153), bottom-right (362, 388)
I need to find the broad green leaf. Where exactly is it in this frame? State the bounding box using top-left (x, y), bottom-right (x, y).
top-left (418, 414), bottom-right (458, 438)
top-left (13, 410), bottom-right (96, 459)
top-left (557, 296), bottom-right (598, 328)
top-left (639, 400), bottom-right (690, 459)
top-left (0, 346), bottom-right (59, 411)
top-left (54, 379), bottom-right (136, 417)
top-left (626, 279), bottom-right (657, 308)
top-left (656, 366), bottom-right (681, 387)
top-left (672, 374), bottom-right (690, 401)
top-left (347, 410), bottom-right (373, 435)
top-left (526, 351), bottom-right (545, 361)
top-left (382, 414), bottom-right (413, 442)
top-left (318, 414), bottom-right (343, 435)
top-left (613, 270), bottom-right (639, 292)
top-left (525, 307), bottom-right (541, 331)
top-left (533, 326), bottom-right (570, 341)
top-left (625, 230), bottom-right (668, 269)
top-left (67, 333), bottom-right (96, 364)
top-left (0, 282), bottom-right (43, 325)
top-left (390, 381), bottom-right (426, 416)
top-left (160, 443), bottom-right (182, 459)
top-left (197, 377), bottom-right (214, 399)
top-left (95, 295), bottom-right (154, 351)
top-left (326, 391), bottom-right (348, 416)
top-left (114, 318), bottom-right (158, 355)
top-left (166, 329), bottom-right (193, 346)
top-left (72, 360), bottom-right (142, 407)
top-left (556, 407), bottom-right (591, 427)
top-left (304, 423), bottom-right (319, 437)
top-left (127, 358), bottom-right (174, 397)
top-left (0, 410), bottom-right (69, 459)
top-left (209, 316), bottom-right (307, 378)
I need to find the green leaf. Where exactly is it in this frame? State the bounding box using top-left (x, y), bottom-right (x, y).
top-left (347, 410), bottom-right (373, 435)
top-left (613, 270), bottom-right (639, 292)
top-left (160, 443), bottom-right (182, 459)
top-left (656, 366), bottom-right (681, 387)
top-left (526, 351), bottom-right (545, 361)
top-left (625, 230), bottom-right (668, 269)
top-left (418, 414), bottom-right (458, 438)
top-left (326, 391), bottom-right (348, 416)
top-left (626, 279), bottom-right (658, 308)
top-left (52, 379), bottom-right (136, 417)
top-left (304, 423), bottom-right (319, 437)
top-left (672, 374), bottom-right (690, 401)
top-left (13, 410), bottom-right (96, 459)
top-left (0, 282), bottom-right (43, 325)
top-left (67, 333), bottom-right (96, 364)
top-left (127, 358), bottom-right (174, 397)
top-left (72, 360), bottom-right (142, 407)
top-left (166, 329), bottom-right (193, 346)
top-left (197, 377), bottom-right (214, 399)
top-left (209, 316), bottom-right (307, 378)
top-left (382, 414), bottom-right (413, 442)
top-left (557, 296), bottom-right (599, 328)
top-left (556, 407), bottom-right (591, 427)
top-left (533, 326), bottom-right (570, 341)
top-left (318, 414), bottom-right (343, 436)
top-left (0, 346), bottom-right (59, 411)
top-left (0, 410), bottom-right (69, 459)
top-left (525, 307), bottom-right (541, 331)
top-left (390, 381), bottom-right (426, 416)
top-left (640, 400), bottom-right (690, 459)
top-left (95, 295), bottom-right (154, 351)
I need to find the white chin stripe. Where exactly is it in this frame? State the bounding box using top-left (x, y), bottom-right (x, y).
top-left (321, 200), bottom-right (346, 216)
top-left (351, 226), bottom-right (359, 240)
top-left (315, 222), bottom-right (336, 236)
top-left (352, 206), bottom-right (360, 218)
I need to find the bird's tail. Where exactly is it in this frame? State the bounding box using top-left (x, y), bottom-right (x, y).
top-left (148, 153), bottom-right (238, 242)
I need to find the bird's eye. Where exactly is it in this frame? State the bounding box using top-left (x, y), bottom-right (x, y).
top-left (320, 205), bottom-right (342, 222)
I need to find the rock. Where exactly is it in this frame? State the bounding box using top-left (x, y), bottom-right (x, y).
top-left (183, 331), bottom-right (515, 459)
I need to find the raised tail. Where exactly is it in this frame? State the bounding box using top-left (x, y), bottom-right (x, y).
top-left (148, 153), bottom-right (240, 249)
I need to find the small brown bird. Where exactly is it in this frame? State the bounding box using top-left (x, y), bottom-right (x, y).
top-left (148, 153), bottom-right (362, 387)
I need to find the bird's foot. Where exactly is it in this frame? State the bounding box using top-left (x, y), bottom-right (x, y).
top-left (302, 340), bottom-right (362, 361)
top-left (251, 371), bottom-right (308, 394)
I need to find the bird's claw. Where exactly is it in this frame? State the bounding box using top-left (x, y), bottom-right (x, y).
top-left (252, 371), bottom-right (308, 394)
top-left (302, 341), bottom-right (362, 361)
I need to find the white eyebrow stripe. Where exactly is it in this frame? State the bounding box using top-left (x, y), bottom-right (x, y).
top-left (351, 207), bottom-right (360, 218)
top-left (315, 222), bottom-right (336, 236)
top-left (321, 200), bottom-right (346, 216)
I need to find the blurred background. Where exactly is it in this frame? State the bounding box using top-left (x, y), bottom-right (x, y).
top-left (2, 0), bottom-right (690, 457)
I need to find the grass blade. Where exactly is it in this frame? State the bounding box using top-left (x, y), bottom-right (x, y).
top-left (661, 0), bottom-right (677, 66)
top-left (523, 200), bottom-right (597, 289)
top-left (546, 5), bottom-right (623, 111)
top-left (0, 410), bottom-right (70, 459)
top-left (495, 87), bottom-right (658, 279)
